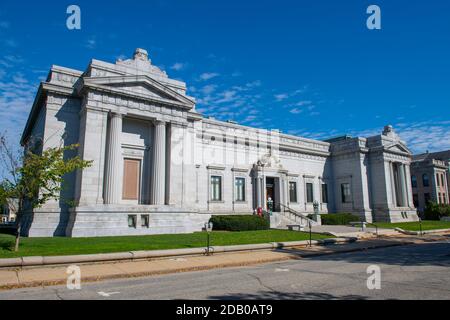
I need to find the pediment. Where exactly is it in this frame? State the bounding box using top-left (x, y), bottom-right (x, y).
top-left (81, 75), bottom-right (195, 109)
top-left (386, 142), bottom-right (411, 155)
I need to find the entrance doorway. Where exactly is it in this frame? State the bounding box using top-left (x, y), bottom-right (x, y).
top-left (266, 177), bottom-right (279, 211)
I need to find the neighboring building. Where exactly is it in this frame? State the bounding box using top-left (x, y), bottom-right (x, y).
top-left (411, 150), bottom-right (450, 212)
top-left (0, 199), bottom-right (18, 224)
top-left (20, 48), bottom-right (418, 237)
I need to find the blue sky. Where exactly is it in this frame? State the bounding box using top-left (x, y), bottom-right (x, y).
top-left (0, 0), bottom-right (449, 153)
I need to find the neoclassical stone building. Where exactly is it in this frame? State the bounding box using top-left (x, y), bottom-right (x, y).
top-left (21, 48), bottom-right (418, 237)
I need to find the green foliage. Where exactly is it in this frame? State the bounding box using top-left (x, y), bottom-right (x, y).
top-left (209, 215), bottom-right (270, 231)
top-left (424, 202), bottom-right (450, 221)
top-left (321, 213), bottom-right (361, 225)
top-left (0, 141), bottom-right (92, 211)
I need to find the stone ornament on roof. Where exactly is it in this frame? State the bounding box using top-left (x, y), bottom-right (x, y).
top-left (116, 48), bottom-right (168, 77)
top-left (382, 124), bottom-right (400, 140)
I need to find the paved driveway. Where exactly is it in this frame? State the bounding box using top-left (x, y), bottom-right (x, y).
top-left (1, 240), bottom-right (449, 300)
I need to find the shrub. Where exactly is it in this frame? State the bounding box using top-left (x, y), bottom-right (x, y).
top-left (321, 213), bottom-right (361, 225)
top-left (209, 215), bottom-right (270, 231)
top-left (424, 202), bottom-right (450, 221)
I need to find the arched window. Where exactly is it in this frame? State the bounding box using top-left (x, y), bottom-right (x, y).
top-left (411, 175), bottom-right (417, 188)
top-left (422, 174), bottom-right (430, 187)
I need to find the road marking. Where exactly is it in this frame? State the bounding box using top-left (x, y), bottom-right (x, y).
top-left (98, 291), bottom-right (120, 297)
top-left (275, 268), bottom-right (290, 272)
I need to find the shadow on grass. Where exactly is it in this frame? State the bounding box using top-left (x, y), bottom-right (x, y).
top-left (209, 291), bottom-right (370, 300)
top-left (0, 238), bottom-right (14, 252)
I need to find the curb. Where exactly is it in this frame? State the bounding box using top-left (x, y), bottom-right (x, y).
top-left (0, 237), bottom-right (356, 268)
top-left (394, 227), bottom-right (450, 236)
top-left (0, 238), bottom-right (417, 291)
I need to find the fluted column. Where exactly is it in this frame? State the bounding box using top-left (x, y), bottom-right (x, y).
top-left (150, 121), bottom-right (166, 205)
top-left (255, 176), bottom-right (262, 209)
top-left (104, 113), bottom-right (123, 204)
top-left (399, 164), bottom-right (408, 207)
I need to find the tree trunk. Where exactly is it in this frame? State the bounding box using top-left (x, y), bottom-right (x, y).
top-left (14, 200), bottom-right (23, 252)
top-left (14, 222), bottom-right (21, 252)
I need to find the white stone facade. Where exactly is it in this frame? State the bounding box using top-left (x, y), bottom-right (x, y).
top-left (20, 49), bottom-right (418, 237)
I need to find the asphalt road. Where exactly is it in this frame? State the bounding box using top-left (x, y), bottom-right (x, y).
top-left (1, 241), bottom-right (449, 300)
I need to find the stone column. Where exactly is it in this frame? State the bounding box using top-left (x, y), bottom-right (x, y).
top-left (404, 164), bottom-right (415, 208)
top-left (389, 161), bottom-right (397, 207)
top-left (256, 176), bottom-right (262, 209)
top-left (399, 164), bottom-right (408, 207)
top-left (104, 113), bottom-right (123, 204)
top-left (444, 172), bottom-right (449, 204)
top-left (150, 121), bottom-right (166, 205)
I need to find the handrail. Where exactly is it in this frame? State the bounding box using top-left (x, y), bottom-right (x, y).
top-left (278, 203), bottom-right (316, 226)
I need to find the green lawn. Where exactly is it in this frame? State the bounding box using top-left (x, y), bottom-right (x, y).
top-left (0, 230), bottom-right (330, 259)
top-left (371, 220), bottom-right (450, 232)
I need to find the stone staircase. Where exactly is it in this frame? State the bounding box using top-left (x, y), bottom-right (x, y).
top-left (268, 205), bottom-right (320, 230)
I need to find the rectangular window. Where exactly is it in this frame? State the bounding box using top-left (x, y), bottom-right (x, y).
top-left (235, 177), bottom-right (246, 202)
top-left (341, 183), bottom-right (352, 203)
top-left (437, 174), bottom-right (441, 187)
top-left (441, 174), bottom-right (445, 188)
top-left (322, 184), bottom-right (328, 203)
top-left (128, 215), bottom-right (137, 228)
top-left (141, 215), bottom-right (149, 228)
top-left (306, 183), bottom-right (314, 203)
top-left (289, 182), bottom-right (298, 203)
top-left (211, 176), bottom-right (222, 201)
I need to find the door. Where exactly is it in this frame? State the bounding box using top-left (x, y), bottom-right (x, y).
top-left (266, 177), bottom-right (276, 210)
top-left (123, 159), bottom-right (141, 201)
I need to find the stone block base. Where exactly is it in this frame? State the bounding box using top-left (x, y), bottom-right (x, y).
top-left (66, 205), bottom-right (211, 238)
top-left (373, 208), bottom-right (419, 223)
top-left (20, 207), bottom-right (70, 237)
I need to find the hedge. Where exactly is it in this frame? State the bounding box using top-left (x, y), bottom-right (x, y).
top-left (424, 202), bottom-right (450, 221)
top-left (321, 213), bottom-right (361, 225)
top-left (209, 215), bottom-right (270, 231)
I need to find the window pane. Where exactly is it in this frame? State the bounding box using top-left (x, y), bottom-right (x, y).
top-left (211, 176), bottom-right (222, 201)
top-left (411, 175), bottom-right (417, 188)
top-left (128, 215), bottom-right (137, 228)
top-left (322, 184), bottom-right (328, 203)
top-left (341, 183), bottom-right (351, 203)
top-left (306, 183), bottom-right (313, 203)
top-left (141, 215), bottom-right (149, 228)
top-left (289, 182), bottom-right (297, 203)
top-left (423, 174), bottom-right (429, 187)
top-left (235, 178), bottom-right (245, 202)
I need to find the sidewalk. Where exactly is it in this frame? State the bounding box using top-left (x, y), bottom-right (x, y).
top-left (1, 235), bottom-right (437, 291)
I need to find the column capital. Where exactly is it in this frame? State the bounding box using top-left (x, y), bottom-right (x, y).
top-left (109, 112), bottom-right (124, 119)
top-left (152, 119), bottom-right (166, 126)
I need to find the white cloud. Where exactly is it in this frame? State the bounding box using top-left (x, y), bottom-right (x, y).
top-left (289, 108), bottom-right (303, 114)
top-left (0, 74), bottom-right (36, 145)
top-left (85, 37), bottom-right (96, 49)
top-left (200, 84), bottom-right (217, 95)
top-left (199, 72), bottom-right (219, 81)
top-left (295, 100), bottom-right (312, 106)
top-left (274, 93), bottom-right (288, 102)
top-left (170, 62), bottom-right (185, 71)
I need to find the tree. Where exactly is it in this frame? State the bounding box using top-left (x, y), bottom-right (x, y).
top-left (0, 134), bottom-right (92, 251)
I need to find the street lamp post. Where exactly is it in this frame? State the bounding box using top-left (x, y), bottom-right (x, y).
top-left (204, 222), bottom-right (213, 256)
